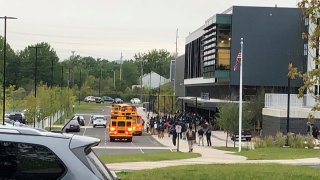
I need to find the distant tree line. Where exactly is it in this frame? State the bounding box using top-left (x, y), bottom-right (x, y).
top-left (0, 36), bottom-right (175, 101)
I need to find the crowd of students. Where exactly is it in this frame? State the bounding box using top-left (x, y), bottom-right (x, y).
top-left (146, 112), bottom-right (214, 152)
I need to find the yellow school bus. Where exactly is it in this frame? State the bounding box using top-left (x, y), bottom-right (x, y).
top-left (132, 115), bottom-right (143, 136)
top-left (111, 104), bottom-right (121, 116)
top-left (109, 115), bottom-right (133, 142)
top-left (118, 104), bottom-right (136, 116)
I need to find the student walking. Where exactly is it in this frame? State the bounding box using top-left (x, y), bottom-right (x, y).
top-left (186, 127), bottom-right (196, 152)
top-left (198, 128), bottom-right (204, 146)
top-left (206, 128), bottom-right (212, 146)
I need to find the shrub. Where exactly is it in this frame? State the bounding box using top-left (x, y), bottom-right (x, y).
top-left (305, 135), bottom-right (315, 149)
top-left (275, 132), bottom-right (286, 147)
top-left (254, 138), bottom-right (266, 148)
top-left (265, 136), bottom-right (274, 147)
top-left (291, 134), bottom-right (305, 148)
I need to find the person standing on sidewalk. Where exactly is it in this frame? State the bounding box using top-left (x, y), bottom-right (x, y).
top-left (206, 128), bottom-right (212, 146)
top-left (198, 128), bottom-right (204, 146)
top-left (172, 124), bottom-right (177, 146)
top-left (186, 127), bottom-right (196, 152)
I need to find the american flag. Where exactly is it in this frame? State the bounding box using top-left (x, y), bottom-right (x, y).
top-left (233, 52), bottom-right (242, 71)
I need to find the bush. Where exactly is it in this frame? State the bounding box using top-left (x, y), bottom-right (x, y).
top-left (290, 134), bottom-right (305, 148)
top-left (265, 136), bottom-right (274, 147)
top-left (275, 132), bottom-right (286, 147)
top-left (305, 135), bottom-right (315, 149)
top-left (254, 132), bottom-right (316, 149)
top-left (254, 138), bottom-right (266, 148)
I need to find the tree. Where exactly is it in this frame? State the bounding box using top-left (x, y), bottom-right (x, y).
top-left (246, 92), bottom-right (265, 130)
top-left (288, 1), bottom-right (320, 117)
top-left (216, 103), bottom-right (251, 147)
top-left (134, 49), bottom-right (174, 78)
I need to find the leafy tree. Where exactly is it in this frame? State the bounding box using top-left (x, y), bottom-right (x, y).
top-left (246, 92), bottom-right (264, 130)
top-left (287, 1), bottom-right (320, 119)
top-left (24, 91), bottom-right (37, 125)
top-left (134, 49), bottom-right (174, 78)
top-left (216, 103), bottom-right (251, 147)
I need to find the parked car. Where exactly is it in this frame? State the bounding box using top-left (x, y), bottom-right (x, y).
top-left (65, 120), bottom-right (81, 132)
top-left (8, 112), bottom-right (26, 124)
top-left (95, 97), bottom-right (103, 103)
top-left (102, 96), bottom-right (114, 103)
top-left (84, 96), bottom-right (96, 102)
top-left (73, 115), bottom-right (85, 126)
top-left (113, 98), bottom-right (123, 104)
top-left (130, 98), bottom-right (141, 104)
top-left (0, 125), bottom-right (117, 180)
top-left (93, 117), bottom-right (107, 128)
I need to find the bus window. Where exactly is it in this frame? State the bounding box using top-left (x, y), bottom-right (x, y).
top-left (111, 122), bottom-right (116, 126)
top-left (118, 121), bottom-right (125, 127)
top-left (127, 122), bottom-right (131, 126)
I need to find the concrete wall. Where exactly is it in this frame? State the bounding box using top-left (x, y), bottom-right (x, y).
top-left (262, 115), bottom-right (320, 136)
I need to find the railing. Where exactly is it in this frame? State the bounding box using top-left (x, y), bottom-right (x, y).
top-left (35, 110), bottom-right (65, 129)
top-left (264, 93), bottom-right (316, 108)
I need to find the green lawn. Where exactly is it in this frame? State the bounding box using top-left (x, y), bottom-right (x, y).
top-left (100, 151), bottom-right (201, 164)
top-left (215, 147), bottom-right (320, 160)
top-left (117, 164), bottom-right (320, 180)
top-left (74, 102), bottom-right (107, 113)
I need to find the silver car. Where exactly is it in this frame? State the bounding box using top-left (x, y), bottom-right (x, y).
top-left (0, 125), bottom-right (117, 180)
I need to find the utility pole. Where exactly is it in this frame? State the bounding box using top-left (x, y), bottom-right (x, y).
top-left (30, 45), bottom-right (43, 128)
top-left (174, 28), bottom-right (178, 96)
top-left (51, 58), bottom-right (54, 88)
top-left (0, 16), bottom-right (17, 125)
top-left (79, 69), bottom-right (81, 106)
top-left (61, 66), bottom-right (64, 88)
top-left (120, 52), bottom-right (123, 81)
top-left (113, 70), bottom-right (116, 89)
top-left (99, 66), bottom-right (102, 97)
top-left (140, 59), bottom-right (143, 101)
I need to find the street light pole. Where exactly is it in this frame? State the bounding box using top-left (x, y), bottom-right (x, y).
top-left (30, 45), bottom-right (43, 128)
top-left (99, 66), bottom-right (102, 97)
top-left (0, 16), bottom-right (17, 125)
top-left (286, 77), bottom-right (291, 146)
top-left (79, 69), bottom-right (81, 106)
top-left (114, 71), bottom-right (116, 89)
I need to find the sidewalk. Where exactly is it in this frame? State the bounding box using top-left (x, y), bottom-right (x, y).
top-left (106, 108), bottom-right (320, 171)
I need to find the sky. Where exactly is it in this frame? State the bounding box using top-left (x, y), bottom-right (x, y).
top-left (0, 0), bottom-right (299, 61)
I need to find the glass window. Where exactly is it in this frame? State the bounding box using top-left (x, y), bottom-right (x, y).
top-left (111, 122), bottom-right (116, 126)
top-left (217, 49), bottom-right (230, 70)
top-left (118, 121), bottom-right (125, 127)
top-left (127, 122), bottom-right (132, 127)
top-left (0, 141), bottom-right (66, 180)
top-left (86, 149), bottom-right (114, 180)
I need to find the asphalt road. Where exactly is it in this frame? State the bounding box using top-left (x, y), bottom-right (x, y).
top-left (64, 105), bottom-right (170, 155)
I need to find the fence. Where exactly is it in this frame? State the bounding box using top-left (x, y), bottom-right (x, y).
top-left (264, 93), bottom-right (317, 108)
top-left (34, 110), bottom-right (65, 129)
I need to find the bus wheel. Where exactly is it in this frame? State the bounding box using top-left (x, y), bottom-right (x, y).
top-left (110, 137), bottom-right (114, 142)
top-left (127, 137), bottom-right (132, 142)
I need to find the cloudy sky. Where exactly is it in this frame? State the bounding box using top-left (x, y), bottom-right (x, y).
top-left (0, 0), bottom-right (299, 61)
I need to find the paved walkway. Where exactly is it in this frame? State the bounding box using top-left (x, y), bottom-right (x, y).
top-left (106, 108), bottom-right (320, 171)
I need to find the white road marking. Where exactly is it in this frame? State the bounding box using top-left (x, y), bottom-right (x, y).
top-left (82, 127), bottom-right (87, 136)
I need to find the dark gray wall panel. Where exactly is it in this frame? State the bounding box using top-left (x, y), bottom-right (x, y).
top-left (230, 6), bottom-right (306, 87)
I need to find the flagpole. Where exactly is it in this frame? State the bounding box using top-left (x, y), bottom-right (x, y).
top-left (238, 38), bottom-right (243, 152)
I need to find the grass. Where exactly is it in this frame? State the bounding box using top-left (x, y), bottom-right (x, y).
top-left (215, 147), bottom-right (320, 160)
top-left (100, 151), bottom-right (201, 164)
top-left (116, 164), bottom-right (320, 180)
top-left (74, 102), bottom-right (107, 113)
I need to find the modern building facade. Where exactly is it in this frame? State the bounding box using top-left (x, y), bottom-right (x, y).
top-left (180, 6), bottom-right (309, 134)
